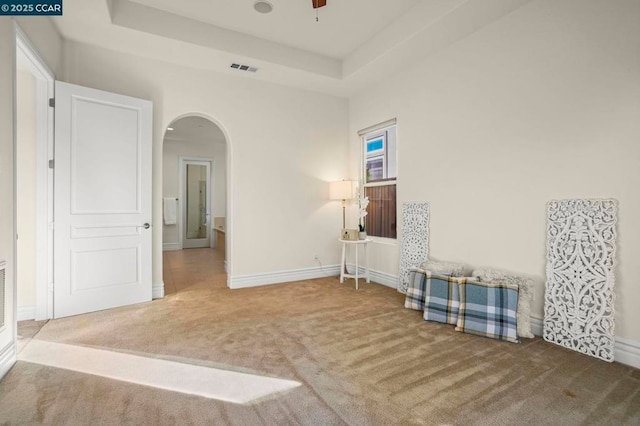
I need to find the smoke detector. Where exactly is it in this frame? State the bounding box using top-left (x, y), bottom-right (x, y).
top-left (254, 1), bottom-right (273, 14)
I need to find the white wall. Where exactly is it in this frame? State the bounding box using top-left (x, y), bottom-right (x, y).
top-left (212, 148), bottom-right (226, 219)
top-left (63, 40), bottom-right (350, 283)
top-left (16, 69), bottom-right (36, 311)
top-left (0, 16), bottom-right (62, 372)
top-left (349, 0), bottom-right (640, 341)
top-left (162, 135), bottom-right (226, 248)
top-left (0, 19), bottom-right (16, 360)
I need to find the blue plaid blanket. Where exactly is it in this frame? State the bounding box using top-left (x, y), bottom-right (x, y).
top-left (455, 280), bottom-right (519, 343)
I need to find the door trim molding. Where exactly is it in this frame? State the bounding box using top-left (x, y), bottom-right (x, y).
top-left (17, 305), bottom-right (36, 321)
top-left (0, 342), bottom-right (17, 380)
top-left (14, 23), bottom-right (55, 322)
top-left (152, 281), bottom-right (165, 299)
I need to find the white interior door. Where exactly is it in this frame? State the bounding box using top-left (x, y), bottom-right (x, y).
top-left (53, 81), bottom-right (152, 318)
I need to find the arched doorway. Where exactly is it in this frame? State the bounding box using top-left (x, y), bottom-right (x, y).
top-left (161, 115), bottom-right (230, 293)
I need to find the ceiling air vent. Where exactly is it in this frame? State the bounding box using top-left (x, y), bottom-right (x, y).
top-left (230, 63), bottom-right (258, 73)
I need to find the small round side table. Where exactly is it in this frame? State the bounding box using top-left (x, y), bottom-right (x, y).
top-left (339, 238), bottom-right (372, 290)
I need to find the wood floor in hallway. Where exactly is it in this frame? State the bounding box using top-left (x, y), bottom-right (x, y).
top-left (163, 247), bottom-right (227, 295)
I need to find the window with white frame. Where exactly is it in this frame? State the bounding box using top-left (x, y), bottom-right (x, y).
top-left (360, 120), bottom-right (397, 239)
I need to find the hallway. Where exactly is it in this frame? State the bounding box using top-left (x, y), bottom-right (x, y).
top-left (163, 247), bottom-right (226, 295)
top-left (16, 247), bottom-right (227, 350)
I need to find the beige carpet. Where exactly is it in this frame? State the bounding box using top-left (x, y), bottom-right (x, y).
top-left (18, 340), bottom-right (301, 403)
top-left (1, 248), bottom-right (639, 425)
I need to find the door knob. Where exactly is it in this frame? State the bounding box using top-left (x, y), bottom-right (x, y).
top-left (142, 223), bottom-right (151, 229)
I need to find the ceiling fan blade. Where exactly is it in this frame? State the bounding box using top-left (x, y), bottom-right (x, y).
top-left (312, 0), bottom-right (327, 9)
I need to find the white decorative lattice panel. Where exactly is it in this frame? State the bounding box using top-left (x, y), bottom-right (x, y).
top-left (398, 202), bottom-right (430, 294)
top-left (544, 199), bottom-right (617, 362)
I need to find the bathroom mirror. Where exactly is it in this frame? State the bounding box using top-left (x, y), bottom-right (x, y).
top-left (182, 160), bottom-right (211, 248)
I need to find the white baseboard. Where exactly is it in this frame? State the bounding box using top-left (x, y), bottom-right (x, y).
top-left (530, 317), bottom-right (640, 369)
top-left (229, 265), bottom-right (398, 290)
top-left (152, 282), bottom-right (165, 299)
top-left (0, 342), bottom-right (17, 380)
top-left (352, 266), bottom-right (398, 289)
top-left (614, 336), bottom-right (640, 369)
top-left (531, 317), bottom-right (543, 336)
top-left (163, 243), bottom-right (182, 251)
top-left (229, 265), bottom-right (340, 289)
top-left (17, 306), bottom-right (36, 321)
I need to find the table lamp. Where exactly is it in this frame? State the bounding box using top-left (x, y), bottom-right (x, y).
top-left (329, 180), bottom-right (355, 229)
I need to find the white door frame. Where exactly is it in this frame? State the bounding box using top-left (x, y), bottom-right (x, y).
top-left (14, 23), bottom-right (55, 321)
top-left (179, 157), bottom-right (213, 249)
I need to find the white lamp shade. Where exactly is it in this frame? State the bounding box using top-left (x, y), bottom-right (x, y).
top-left (329, 180), bottom-right (355, 200)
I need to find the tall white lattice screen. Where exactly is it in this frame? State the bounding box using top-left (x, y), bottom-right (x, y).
top-left (398, 202), bottom-right (430, 294)
top-left (0, 260), bottom-right (5, 328)
top-left (544, 199), bottom-right (617, 362)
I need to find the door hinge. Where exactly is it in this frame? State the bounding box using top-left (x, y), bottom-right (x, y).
top-left (49, 98), bottom-right (55, 108)
top-left (48, 159), bottom-right (54, 169)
